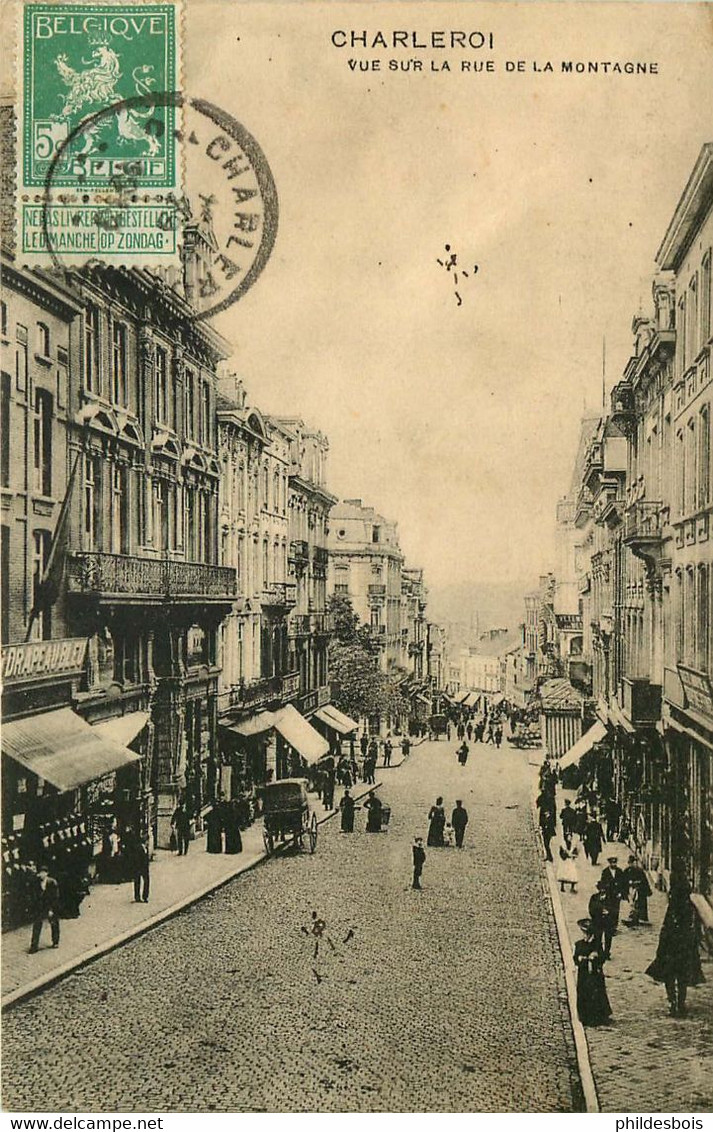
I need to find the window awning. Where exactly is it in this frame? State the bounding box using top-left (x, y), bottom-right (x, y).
top-left (489, 692), bottom-right (504, 706)
top-left (272, 704), bottom-right (329, 764)
top-left (92, 711), bottom-right (149, 748)
top-left (558, 720), bottom-right (608, 769)
top-left (220, 711), bottom-right (275, 738)
top-left (315, 704), bottom-right (359, 735)
top-left (2, 707), bottom-right (141, 792)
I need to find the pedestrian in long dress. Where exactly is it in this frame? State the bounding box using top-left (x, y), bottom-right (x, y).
top-left (205, 803), bottom-right (224, 854)
top-left (451, 801), bottom-right (469, 848)
top-left (646, 873), bottom-right (705, 1015)
top-left (412, 837), bottom-right (426, 889)
top-left (457, 741), bottom-right (469, 766)
top-left (364, 791), bottom-right (383, 833)
top-left (574, 918), bottom-right (612, 1026)
top-left (340, 789), bottom-right (356, 833)
top-left (556, 843), bottom-right (578, 893)
top-left (427, 797), bottom-right (446, 846)
top-left (224, 801), bottom-right (243, 854)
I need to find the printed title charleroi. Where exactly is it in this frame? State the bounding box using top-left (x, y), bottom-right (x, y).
top-left (331, 30), bottom-right (495, 49)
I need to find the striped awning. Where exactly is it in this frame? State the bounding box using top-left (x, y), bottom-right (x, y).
top-left (558, 721), bottom-right (608, 769)
top-left (2, 707), bottom-right (141, 792)
top-left (272, 704), bottom-right (329, 765)
top-left (314, 704), bottom-right (359, 735)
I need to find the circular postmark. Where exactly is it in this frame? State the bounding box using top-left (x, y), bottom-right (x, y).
top-left (40, 91), bottom-right (278, 319)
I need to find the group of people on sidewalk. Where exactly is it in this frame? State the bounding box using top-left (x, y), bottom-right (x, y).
top-left (537, 757), bottom-right (706, 1028)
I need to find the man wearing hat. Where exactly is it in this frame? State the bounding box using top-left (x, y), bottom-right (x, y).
top-left (588, 880), bottom-right (616, 960)
top-left (599, 855), bottom-right (628, 933)
top-left (412, 836), bottom-right (426, 890)
top-left (28, 861), bottom-right (61, 953)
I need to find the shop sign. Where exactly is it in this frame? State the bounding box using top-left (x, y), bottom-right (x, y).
top-left (677, 664), bottom-right (713, 717)
top-left (1, 637), bottom-right (87, 685)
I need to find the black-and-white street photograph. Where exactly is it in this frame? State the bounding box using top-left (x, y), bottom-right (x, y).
top-left (0, 0), bottom-right (712, 1117)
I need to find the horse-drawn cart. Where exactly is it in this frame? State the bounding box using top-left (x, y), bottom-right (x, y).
top-left (262, 779), bottom-right (318, 855)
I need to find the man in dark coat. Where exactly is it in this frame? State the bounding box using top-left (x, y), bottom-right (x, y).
top-left (28, 862), bottom-right (61, 953)
top-left (604, 796), bottom-right (621, 842)
top-left (383, 738), bottom-right (393, 767)
top-left (123, 826), bottom-right (150, 902)
top-left (539, 805), bottom-right (556, 862)
top-left (559, 799), bottom-right (577, 849)
top-left (360, 733), bottom-right (369, 758)
top-left (412, 837), bottom-right (426, 889)
top-left (583, 814), bottom-right (605, 866)
top-left (599, 856), bottom-right (628, 932)
top-left (171, 802), bottom-right (191, 856)
top-left (646, 874), bottom-right (705, 1015)
top-left (588, 881), bottom-right (615, 960)
top-left (451, 801), bottom-right (469, 848)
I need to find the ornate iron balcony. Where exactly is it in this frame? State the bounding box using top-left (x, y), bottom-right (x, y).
top-left (67, 552), bottom-right (237, 602)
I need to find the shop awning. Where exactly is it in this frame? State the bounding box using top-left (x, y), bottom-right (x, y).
top-left (272, 704), bottom-right (329, 764)
top-left (464, 692), bottom-right (480, 708)
top-left (2, 707), bottom-right (141, 792)
top-left (490, 692), bottom-right (504, 706)
top-left (92, 711), bottom-right (149, 748)
top-left (558, 720), bottom-right (608, 769)
top-left (220, 711), bottom-right (275, 738)
top-left (314, 704), bottom-right (358, 735)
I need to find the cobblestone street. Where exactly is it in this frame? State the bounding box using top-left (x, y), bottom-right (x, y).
top-left (2, 741), bottom-right (581, 1113)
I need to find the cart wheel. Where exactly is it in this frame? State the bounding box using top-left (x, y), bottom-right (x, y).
top-left (263, 828), bottom-right (274, 855)
top-left (309, 812), bottom-right (318, 853)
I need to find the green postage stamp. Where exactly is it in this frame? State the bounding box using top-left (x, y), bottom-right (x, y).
top-left (18, 0), bottom-right (182, 264)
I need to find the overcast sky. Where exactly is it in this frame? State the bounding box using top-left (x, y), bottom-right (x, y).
top-left (9, 1), bottom-right (712, 592)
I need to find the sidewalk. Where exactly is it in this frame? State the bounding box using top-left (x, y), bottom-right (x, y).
top-left (546, 784), bottom-right (713, 1113)
top-left (1, 781), bottom-right (383, 1009)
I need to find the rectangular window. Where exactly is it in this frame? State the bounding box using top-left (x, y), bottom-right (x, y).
top-left (677, 297), bottom-right (686, 380)
top-left (154, 480), bottom-right (169, 552)
top-left (1, 372), bottom-right (10, 488)
top-left (156, 347), bottom-right (168, 424)
top-left (56, 346), bottom-right (68, 410)
top-left (15, 325), bottom-right (28, 393)
top-left (200, 381), bottom-right (210, 446)
top-left (1, 524), bottom-right (9, 644)
top-left (677, 429), bottom-right (685, 516)
top-left (688, 276), bottom-right (698, 364)
top-left (185, 485), bottom-right (196, 560)
top-left (33, 388), bottom-right (53, 497)
top-left (686, 418), bottom-right (697, 514)
top-left (31, 530), bottom-right (52, 641)
top-left (262, 539), bottom-right (269, 588)
top-left (702, 251), bottom-right (712, 346)
top-left (0, 302), bottom-right (7, 338)
top-left (699, 404), bottom-right (711, 509)
top-left (111, 465), bottom-right (129, 554)
top-left (84, 454), bottom-right (102, 550)
top-left (185, 370), bottom-right (195, 439)
top-left (85, 305), bottom-right (100, 393)
top-left (698, 567), bottom-right (709, 672)
top-left (112, 322), bottom-right (127, 405)
top-left (36, 321), bottom-right (50, 358)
